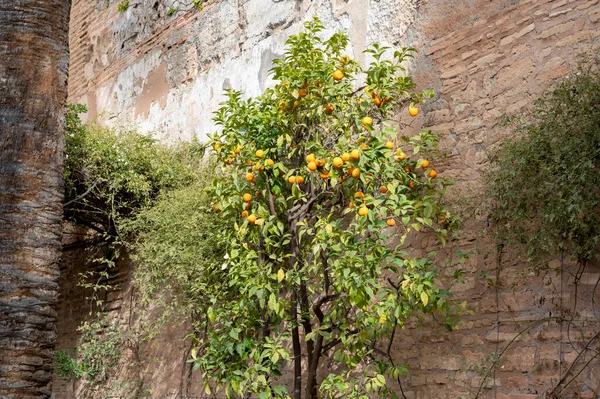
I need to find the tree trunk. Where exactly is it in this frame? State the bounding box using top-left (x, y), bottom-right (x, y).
top-left (0, 1), bottom-right (71, 398)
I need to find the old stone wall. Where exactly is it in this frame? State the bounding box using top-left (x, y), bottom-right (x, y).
top-left (56, 0), bottom-right (600, 398)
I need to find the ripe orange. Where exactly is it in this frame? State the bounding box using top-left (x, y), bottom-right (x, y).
top-left (316, 159), bottom-right (325, 167)
top-left (307, 161), bottom-right (317, 171)
top-left (386, 218), bottom-right (396, 227)
top-left (333, 157), bottom-right (344, 168)
top-left (256, 149), bottom-right (265, 158)
top-left (246, 202), bottom-right (252, 209)
top-left (362, 116), bottom-right (373, 127)
top-left (374, 97), bottom-right (383, 107)
top-left (248, 214), bottom-right (257, 224)
top-left (320, 171), bottom-right (330, 179)
top-left (357, 98), bottom-right (364, 104)
top-left (341, 153), bottom-right (351, 162)
top-left (325, 104), bottom-right (334, 112)
top-left (226, 157), bottom-right (233, 165)
top-left (349, 202), bottom-right (355, 209)
top-left (409, 181), bottom-right (415, 189)
top-left (298, 88), bottom-right (307, 98)
top-left (358, 206), bottom-right (369, 217)
top-left (215, 204), bottom-right (220, 211)
top-left (234, 145), bottom-right (242, 154)
top-left (288, 176), bottom-right (297, 184)
top-left (293, 100), bottom-right (300, 107)
top-left (246, 173), bottom-right (255, 182)
top-left (213, 142), bottom-right (222, 151)
top-left (404, 167), bottom-right (411, 173)
top-left (409, 106), bottom-right (419, 117)
top-left (252, 164), bottom-right (259, 172)
top-left (352, 168), bottom-right (361, 178)
top-left (351, 149), bottom-right (360, 160)
top-left (297, 176), bottom-right (305, 184)
top-left (379, 185), bottom-right (388, 194)
top-left (360, 143), bottom-right (368, 150)
top-left (428, 169), bottom-right (438, 178)
top-left (242, 210), bottom-right (249, 218)
top-left (266, 159), bottom-right (274, 167)
top-left (385, 141), bottom-right (394, 149)
top-left (246, 159), bottom-right (253, 165)
top-left (340, 55), bottom-right (351, 64)
top-left (333, 70), bottom-right (344, 81)
top-left (421, 159), bottom-right (429, 168)
top-left (396, 151), bottom-right (407, 161)
top-left (354, 191), bottom-right (365, 199)
top-left (243, 193), bottom-right (252, 202)
top-left (306, 153), bottom-right (316, 163)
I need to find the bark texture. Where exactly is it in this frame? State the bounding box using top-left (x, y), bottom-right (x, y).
top-left (0, 1), bottom-right (71, 397)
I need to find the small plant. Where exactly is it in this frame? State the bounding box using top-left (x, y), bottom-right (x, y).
top-left (192, 0), bottom-right (203, 10)
top-left (167, 6), bottom-right (179, 16)
top-left (117, 0), bottom-right (129, 12)
top-left (54, 350), bottom-right (85, 379)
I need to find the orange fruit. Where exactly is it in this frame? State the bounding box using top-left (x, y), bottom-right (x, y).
top-left (360, 143), bottom-right (368, 150)
top-left (385, 141), bottom-right (394, 149)
top-left (374, 97), bottom-right (383, 107)
top-left (421, 159), bottom-right (430, 168)
top-left (358, 206), bottom-right (369, 217)
top-left (246, 159), bottom-right (253, 165)
top-left (340, 55), bottom-right (351, 64)
top-left (396, 151), bottom-right (407, 161)
top-left (307, 161), bottom-right (317, 171)
top-left (409, 106), bottom-right (419, 117)
top-left (362, 116), bottom-right (373, 127)
top-left (341, 153), bottom-right (351, 162)
top-left (293, 100), bottom-right (300, 107)
top-left (247, 214), bottom-right (257, 224)
top-left (213, 142), bottom-right (222, 151)
top-left (297, 176), bottom-right (305, 184)
top-left (404, 167), bottom-right (411, 173)
top-left (352, 168), bottom-right (361, 178)
top-left (288, 176), bottom-right (297, 184)
top-left (306, 153), bottom-right (316, 163)
top-left (386, 218), bottom-right (396, 227)
top-left (226, 157), bottom-right (233, 165)
top-left (354, 191), bottom-right (365, 199)
top-left (357, 98), bottom-right (364, 104)
top-left (316, 159), bottom-right (325, 167)
top-left (379, 185), bottom-right (388, 194)
top-left (428, 169), bottom-right (438, 178)
top-left (234, 145), bottom-right (242, 154)
top-left (241, 210), bottom-right (249, 218)
top-left (333, 157), bottom-right (344, 168)
top-left (351, 149), bottom-right (360, 160)
top-left (320, 171), bottom-right (330, 179)
top-left (246, 202), bottom-right (252, 209)
top-left (266, 159), bottom-right (274, 167)
top-left (333, 70), bottom-right (344, 81)
top-left (298, 88), bottom-right (307, 98)
top-left (325, 104), bottom-right (334, 112)
top-left (347, 167), bottom-right (354, 176)
top-left (243, 193), bottom-right (252, 202)
top-left (409, 181), bottom-right (415, 189)
top-left (349, 202), bottom-right (355, 209)
top-left (252, 164), bottom-right (259, 172)
top-left (246, 173), bottom-right (255, 182)
top-left (215, 204), bottom-right (220, 211)
top-left (256, 149), bottom-right (265, 158)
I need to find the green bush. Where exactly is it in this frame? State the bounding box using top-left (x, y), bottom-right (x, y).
top-left (485, 63), bottom-right (600, 262)
top-left (65, 104), bottom-right (205, 239)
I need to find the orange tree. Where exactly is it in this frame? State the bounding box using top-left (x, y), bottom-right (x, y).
top-left (199, 17), bottom-right (458, 399)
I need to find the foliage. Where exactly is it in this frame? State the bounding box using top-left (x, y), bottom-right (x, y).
top-left (117, 0), bottom-right (129, 12)
top-left (167, 6), bottom-right (179, 16)
top-left (485, 63), bottom-right (600, 262)
top-left (65, 103), bottom-right (204, 240)
top-left (54, 313), bottom-right (126, 384)
top-left (188, 17), bottom-right (459, 399)
top-left (124, 176), bottom-right (232, 315)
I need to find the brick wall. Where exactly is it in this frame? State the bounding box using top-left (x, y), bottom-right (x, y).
top-left (56, 0), bottom-right (600, 398)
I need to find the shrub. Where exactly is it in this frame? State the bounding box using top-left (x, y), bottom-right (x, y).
top-left (485, 63), bottom-right (600, 263)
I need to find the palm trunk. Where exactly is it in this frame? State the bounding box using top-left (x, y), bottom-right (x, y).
top-left (0, 1), bottom-right (71, 398)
